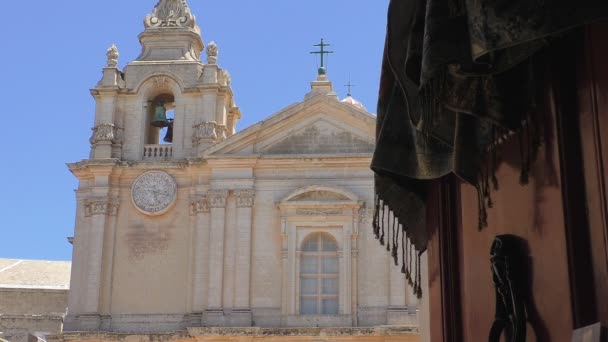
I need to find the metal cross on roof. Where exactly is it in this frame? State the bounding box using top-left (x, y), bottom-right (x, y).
top-left (345, 79), bottom-right (355, 96)
top-left (310, 38), bottom-right (334, 75)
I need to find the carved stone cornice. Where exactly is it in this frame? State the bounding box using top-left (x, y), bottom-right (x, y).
top-left (235, 189), bottom-right (255, 208)
top-left (192, 121), bottom-right (218, 145)
top-left (190, 197), bottom-right (209, 215)
top-left (90, 124), bottom-right (123, 145)
top-left (207, 190), bottom-right (229, 208)
top-left (85, 198), bottom-right (119, 217)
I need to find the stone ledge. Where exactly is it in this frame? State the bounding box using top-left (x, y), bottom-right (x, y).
top-left (50, 326), bottom-right (417, 342)
top-left (188, 326), bottom-right (418, 337)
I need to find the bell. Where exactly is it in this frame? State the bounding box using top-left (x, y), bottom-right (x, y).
top-left (163, 121), bottom-right (174, 143)
top-left (151, 103), bottom-right (170, 128)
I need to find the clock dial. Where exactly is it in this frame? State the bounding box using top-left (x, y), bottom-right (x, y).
top-left (131, 171), bottom-right (177, 215)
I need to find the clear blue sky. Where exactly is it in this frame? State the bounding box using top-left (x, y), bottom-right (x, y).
top-left (0, 1), bottom-right (389, 261)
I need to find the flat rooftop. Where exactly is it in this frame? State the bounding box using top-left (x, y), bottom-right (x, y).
top-left (0, 259), bottom-right (71, 290)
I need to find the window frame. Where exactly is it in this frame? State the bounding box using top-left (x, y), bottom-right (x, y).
top-left (299, 234), bottom-right (339, 315)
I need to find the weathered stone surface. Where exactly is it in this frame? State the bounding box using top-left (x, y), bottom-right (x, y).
top-left (265, 122), bottom-right (374, 155)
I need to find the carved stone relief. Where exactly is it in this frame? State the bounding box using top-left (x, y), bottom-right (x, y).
top-left (216, 125), bottom-right (228, 142)
top-left (208, 190), bottom-right (229, 208)
top-left (206, 41), bottom-right (218, 64)
top-left (90, 124), bottom-right (123, 145)
top-left (85, 198), bottom-right (119, 217)
top-left (152, 76), bottom-right (171, 91)
top-left (145, 0), bottom-right (196, 29)
top-left (296, 208), bottom-right (342, 216)
top-left (359, 205), bottom-right (370, 224)
top-left (190, 197), bottom-right (209, 215)
top-left (192, 121), bottom-right (218, 145)
top-left (235, 190), bottom-right (255, 208)
top-left (106, 44), bottom-right (119, 68)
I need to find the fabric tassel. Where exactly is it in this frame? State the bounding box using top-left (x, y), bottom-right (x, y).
top-left (392, 217), bottom-right (399, 265)
top-left (408, 239), bottom-right (414, 286)
top-left (379, 204), bottom-right (386, 246)
top-left (386, 209), bottom-right (391, 252)
top-left (416, 253), bottom-right (423, 298)
top-left (401, 226), bottom-right (406, 274)
top-left (373, 195), bottom-right (380, 239)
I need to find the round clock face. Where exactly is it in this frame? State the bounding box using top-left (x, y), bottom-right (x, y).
top-left (131, 171), bottom-right (177, 215)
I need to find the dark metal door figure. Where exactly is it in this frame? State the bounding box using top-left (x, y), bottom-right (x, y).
top-left (489, 235), bottom-right (529, 342)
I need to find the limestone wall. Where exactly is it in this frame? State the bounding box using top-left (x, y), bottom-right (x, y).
top-left (0, 288), bottom-right (67, 342)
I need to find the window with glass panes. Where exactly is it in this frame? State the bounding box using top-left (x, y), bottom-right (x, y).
top-left (300, 233), bottom-right (339, 315)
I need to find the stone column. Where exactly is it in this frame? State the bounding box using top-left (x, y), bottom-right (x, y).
top-left (232, 190), bottom-right (255, 326)
top-left (206, 190), bottom-right (228, 325)
top-left (190, 197), bottom-right (210, 325)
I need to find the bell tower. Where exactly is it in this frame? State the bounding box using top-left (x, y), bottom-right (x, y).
top-left (89, 0), bottom-right (241, 162)
top-left (66, 0), bottom-right (241, 332)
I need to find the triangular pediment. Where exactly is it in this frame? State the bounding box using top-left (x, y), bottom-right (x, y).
top-left (263, 120), bottom-right (374, 155)
top-left (204, 93), bottom-right (376, 157)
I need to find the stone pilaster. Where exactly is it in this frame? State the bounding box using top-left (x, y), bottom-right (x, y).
top-left (190, 197), bottom-right (210, 322)
top-left (232, 190), bottom-right (255, 326)
top-left (69, 195), bottom-right (118, 331)
top-left (206, 190), bottom-right (228, 324)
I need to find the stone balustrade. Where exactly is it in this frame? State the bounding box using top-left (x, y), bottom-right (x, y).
top-left (143, 144), bottom-right (173, 160)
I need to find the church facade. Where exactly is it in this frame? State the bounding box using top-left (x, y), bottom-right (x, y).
top-left (52, 1), bottom-right (419, 341)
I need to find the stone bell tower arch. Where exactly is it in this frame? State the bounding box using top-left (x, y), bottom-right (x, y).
top-left (65, 0), bottom-right (242, 332)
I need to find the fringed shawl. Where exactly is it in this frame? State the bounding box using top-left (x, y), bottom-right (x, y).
top-left (372, 0), bottom-right (608, 297)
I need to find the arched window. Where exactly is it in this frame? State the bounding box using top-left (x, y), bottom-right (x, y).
top-left (300, 233), bottom-right (339, 315)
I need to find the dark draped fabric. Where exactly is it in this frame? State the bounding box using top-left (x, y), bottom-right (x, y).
top-left (372, 0), bottom-right (608, 297)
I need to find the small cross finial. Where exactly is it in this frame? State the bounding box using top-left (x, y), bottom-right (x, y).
top-left (310, 38), bottom-right (334, 75)
top-left (345, 79), bottom-right (355, 97)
